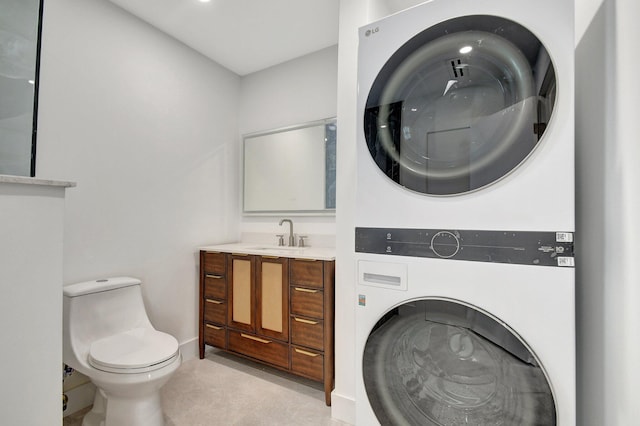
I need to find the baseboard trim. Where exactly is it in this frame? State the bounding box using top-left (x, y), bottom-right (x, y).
top-left (179, 336), bottom-right (199, 362)
top-left (330, 391), bottom-right (355, 425)
top-left (63, 382), bottom-right (96, 417)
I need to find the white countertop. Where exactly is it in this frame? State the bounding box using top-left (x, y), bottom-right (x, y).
top-left (0, 174), bottom-right (76, 187)
top-left (199, 242), bottom-right (336, 261)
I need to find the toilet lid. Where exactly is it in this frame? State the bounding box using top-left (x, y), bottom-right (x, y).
top-left (89, 328), bottom-right (179, 373)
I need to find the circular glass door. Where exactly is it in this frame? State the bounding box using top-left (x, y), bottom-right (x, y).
top-left (363, 299), bottom-right (556, 425)
top-left (364, 15), bottom-right (557, 195)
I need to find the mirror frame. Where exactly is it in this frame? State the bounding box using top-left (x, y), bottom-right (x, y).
top-left (242, 118), bottom-right (336, 216)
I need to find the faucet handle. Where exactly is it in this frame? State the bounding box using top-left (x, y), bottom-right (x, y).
top-left (298, 235), bottom-right (308, 248)
top-left (276, 234), bottom-right (285, 247)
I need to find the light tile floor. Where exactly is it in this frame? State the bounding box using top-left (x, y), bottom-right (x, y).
top-left (64, 348), bottom-right (350, 426)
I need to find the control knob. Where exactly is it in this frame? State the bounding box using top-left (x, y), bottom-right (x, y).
top-left (430, 231), bottom-right (461, 258)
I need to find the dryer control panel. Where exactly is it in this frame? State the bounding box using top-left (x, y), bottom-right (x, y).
top-left (355, 228), bottom-right (575, 267)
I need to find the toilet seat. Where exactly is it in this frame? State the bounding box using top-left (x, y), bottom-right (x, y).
top-left (89, 327), bottom-right (179, 374)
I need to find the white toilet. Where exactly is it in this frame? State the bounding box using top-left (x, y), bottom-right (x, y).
top-left (63, 277), bottom-right (181, 426)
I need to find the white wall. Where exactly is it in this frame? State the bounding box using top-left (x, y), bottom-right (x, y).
top-left (0, 181), bottom-right (69, 425)
top-left (36, 0), bottom-right (241, 355)
top-left (239, 45), bottom-right (338, 135)
top-left (575, 0), bottom-right (640, 424)
top-left (238, 46), bottom-right (338, 241)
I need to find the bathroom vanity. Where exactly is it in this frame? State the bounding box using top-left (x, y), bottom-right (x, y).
top-left (198, 244), bottom-right (335, 405)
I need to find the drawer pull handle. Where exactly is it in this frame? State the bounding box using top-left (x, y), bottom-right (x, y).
top-left (294, 287), bottom-right (318, 293)
top-left (294, 317), bottom-right (319, 325)
top-left (240, 333), bottom-right (271, 344)
top-left (232, 253), bottom-right (249, 257)
top-left (206, 274), bottom-right (223, 279)
top-left (262, 255), bottom-right (280, 259)
top-left (205, 324), bottom-right (222, 330)
top-left (206, 299), bottom-right (222, 304)
top-left (294, 348), bottom-right (320, 357)
top-left (294, 258), bottom-right (317, 262)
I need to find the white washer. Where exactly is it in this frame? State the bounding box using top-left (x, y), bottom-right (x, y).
top-left (354, 250), bottom-right (576, 425)
top-left (356, 0), bottom-right (574, 231)
top-left (354, 0), bottom-right (575, 424)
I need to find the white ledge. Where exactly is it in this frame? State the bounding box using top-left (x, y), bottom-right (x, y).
top-left (0, 175), bottom-right (76, 188)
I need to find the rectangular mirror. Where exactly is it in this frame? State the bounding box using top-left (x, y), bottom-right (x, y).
top-left (0, 0), bottom-right (43, 177)
top-left (243, 118), bottom-right (336, 214)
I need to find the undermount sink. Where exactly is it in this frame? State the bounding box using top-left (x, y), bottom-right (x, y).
top-left (247, 246), bottom-right (306, 252)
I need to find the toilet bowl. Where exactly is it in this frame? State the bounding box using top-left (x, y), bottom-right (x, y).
top-left (63, 277), bottom-right (182, 426)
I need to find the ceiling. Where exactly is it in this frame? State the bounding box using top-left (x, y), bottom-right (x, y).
top-left (107, 0), bottom-right (340, 76)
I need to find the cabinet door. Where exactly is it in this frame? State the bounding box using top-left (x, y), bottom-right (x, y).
top-left (256, 256), bottom-right (289, 341)
top-left (227, 254), bottom-right (255, 332)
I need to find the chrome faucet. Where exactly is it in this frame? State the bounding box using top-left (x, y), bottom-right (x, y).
top-left (279, 218), bottom-right (295, 247)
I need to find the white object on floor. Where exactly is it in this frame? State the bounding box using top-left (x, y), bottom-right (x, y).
top-left (63, 277), bottom-right (181, 426)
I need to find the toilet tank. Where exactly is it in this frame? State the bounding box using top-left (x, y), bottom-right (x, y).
top-left (63, 277), bottom-right (154, 367)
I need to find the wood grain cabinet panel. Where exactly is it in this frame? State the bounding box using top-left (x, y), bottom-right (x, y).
top-left (203, 298), bottom-right (226, 324)
top-left (228, 329), bottom-right (289, 369)
top-left (203, 323), bottom-right (226, 348)
top-left (290, 286), bottom-right (324, 318)
top-left (291, 346), bottom-right (324, 382)
top-left (291, 316), bottom-right (324, 351)
top-left (203, 275), bottom-right (225, 300)
top-left (290, 259), bottom-right (324, 288)
top-left (203, 252), bottom-right (226, 275)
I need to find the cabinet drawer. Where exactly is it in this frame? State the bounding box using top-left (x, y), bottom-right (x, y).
top-left (291, 346), bottom-right (324, 382)
top-left (291, 316), bottom-right (324, 351)
top-left (228, 330), bottom-right (288, 369)
top-left (203, 252), bottom-right (226, 275)
top-left (204, 323), bottom-right (226, 349)
top-left (290, 260), bottom-right (324, 288)
top-left (291, 286), bottom-right (324, 318)
top-left (204, 276), bottom-right (226, 300)
top-left (204, 298), bottom-right (226, 324)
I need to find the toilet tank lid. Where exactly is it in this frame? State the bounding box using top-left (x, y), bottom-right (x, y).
top-left (63, 277), bottom-right (142, 297)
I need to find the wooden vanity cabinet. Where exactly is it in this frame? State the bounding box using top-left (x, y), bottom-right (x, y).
top-left (199, 250), bottom-right (335, 406)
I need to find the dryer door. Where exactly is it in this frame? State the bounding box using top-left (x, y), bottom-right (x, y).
top-left (364, 15), bottom-right (557, 195)
top-left (363, 299), bottom-right (556, 425)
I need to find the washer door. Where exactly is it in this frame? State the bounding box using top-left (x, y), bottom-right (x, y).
top-left (364, 15), bottom-right (556, 195)
top-left (363, 299), bottom-right (556, 425)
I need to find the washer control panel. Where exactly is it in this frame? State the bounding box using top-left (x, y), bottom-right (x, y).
top-left (355, 228), bottom-right (575, 267)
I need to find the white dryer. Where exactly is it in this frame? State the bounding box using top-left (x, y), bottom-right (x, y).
top-left (356, 0), bottom-right (574, 231)
top-left (354, 0), bottom-right (575, 425)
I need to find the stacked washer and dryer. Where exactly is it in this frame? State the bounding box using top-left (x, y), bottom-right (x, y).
top-left (354, 0), bottom-right (575, 425)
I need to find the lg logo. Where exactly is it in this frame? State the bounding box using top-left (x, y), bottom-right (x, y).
top-left (365, 27), bottom-right (379, 37)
